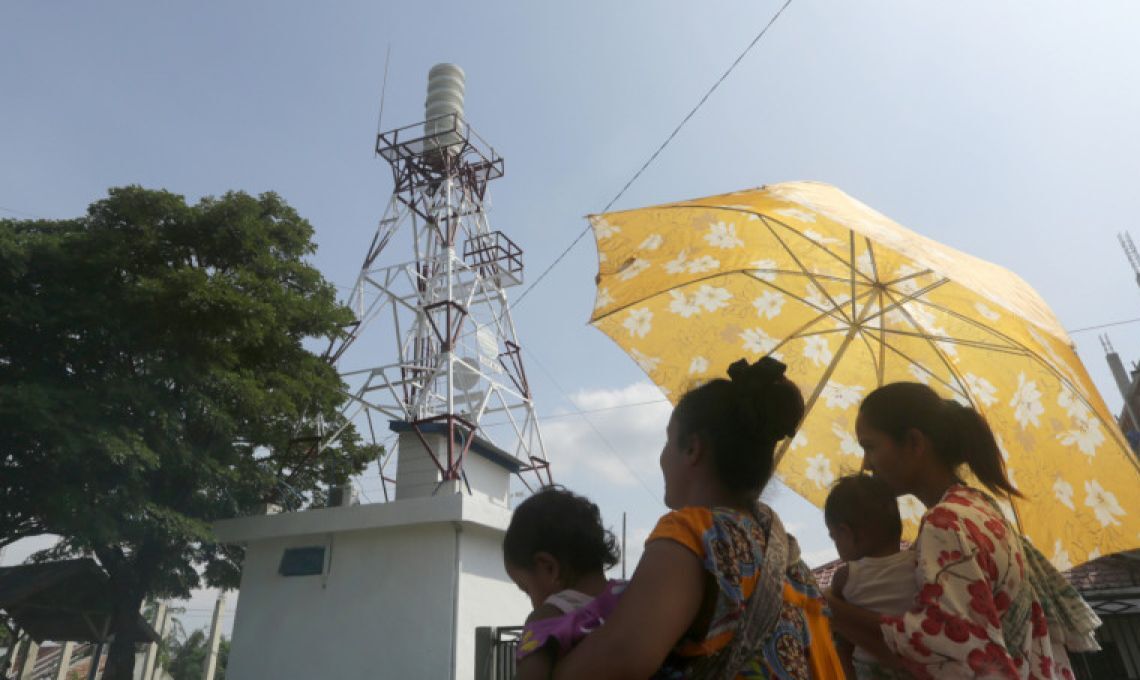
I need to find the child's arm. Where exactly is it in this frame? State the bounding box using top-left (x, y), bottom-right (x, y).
top-left (515, 604), bottom-right (564, 680)
top-left (827, 563), bottom-right (849, 601)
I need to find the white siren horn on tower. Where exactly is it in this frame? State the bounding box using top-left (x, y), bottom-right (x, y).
top-left (424, 63), bottom-right (466, 153)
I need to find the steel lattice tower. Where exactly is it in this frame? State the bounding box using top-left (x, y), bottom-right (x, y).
top-left (322, 67), bottom-right (551, 500)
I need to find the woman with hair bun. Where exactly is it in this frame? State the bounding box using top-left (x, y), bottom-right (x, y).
top-left (827, 382), bottom-right (1097, 680)
top-left (553, 357), bottom-right (843, 679)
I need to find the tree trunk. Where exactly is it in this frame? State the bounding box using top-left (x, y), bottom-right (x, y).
top-left (96, 546), bottom-right (150, 680)
top-left (102, 595), bottom-right (145, 680)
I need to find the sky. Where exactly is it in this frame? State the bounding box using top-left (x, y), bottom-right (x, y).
top-left (3, 0), bottom-right (1140, 636)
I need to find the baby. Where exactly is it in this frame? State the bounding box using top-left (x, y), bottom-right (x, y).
top-left (503, 486), bottom-right (626, 680)
top-left (825, 474), bottom-right (917, 680)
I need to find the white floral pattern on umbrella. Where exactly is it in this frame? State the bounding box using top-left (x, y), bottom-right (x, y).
top-left (589, 181), bottom-right (1140, 566)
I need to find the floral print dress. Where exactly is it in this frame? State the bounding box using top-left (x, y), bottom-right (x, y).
top-left (881, 485), bottom-right (1073, 680)
top-left (648, 505), bottom-right (842, 679)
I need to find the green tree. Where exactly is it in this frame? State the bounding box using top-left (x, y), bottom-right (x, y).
top-left (164, 628), bottom-right (230, 680)
top-left (0, 187), bottom-right (378, 679)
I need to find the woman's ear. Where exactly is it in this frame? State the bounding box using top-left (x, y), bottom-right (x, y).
top-left (904, 427), bottom-right (927, 456)
top-left (684, 432), bottom-right (708, 465)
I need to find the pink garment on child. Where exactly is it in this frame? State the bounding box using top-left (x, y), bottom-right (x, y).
top-left (515, 580), bottom-right (627, 661)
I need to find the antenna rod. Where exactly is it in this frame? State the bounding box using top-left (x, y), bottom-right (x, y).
top-left (374, 44), bottom-right (392, 153)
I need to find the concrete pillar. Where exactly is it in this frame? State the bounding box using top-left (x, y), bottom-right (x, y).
top-left (150, 606), bottom-right (173, 680)
top-left (140, 602), bottom-right (166, 680)
top-left (16, 637), bottom-right (39, 680)
top-left (53, 641), bottom-right (75, 680)
top-left (202, 592), bottom-right (227, 680)
top-left (2, 635), bottom-right (22, 678)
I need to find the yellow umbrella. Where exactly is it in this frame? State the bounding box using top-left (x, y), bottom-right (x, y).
top-left (589, 181), bottom-right (1140, 568)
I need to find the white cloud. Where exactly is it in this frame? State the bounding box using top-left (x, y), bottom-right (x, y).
top-left (540, 382), bottom-right (672, 490)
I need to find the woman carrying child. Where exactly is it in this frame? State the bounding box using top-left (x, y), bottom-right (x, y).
top-left (827, 382), bottom-right (1099, 680)
top-left (552, 357), bottom-right (843, 679)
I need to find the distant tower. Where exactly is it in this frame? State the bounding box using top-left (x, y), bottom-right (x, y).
top-left (219, 66), bottom-right (540, 680)
top-left (1118, 232), bottom-right (1140, 291)
top-left (1100, 334), bottom-right (1138, 427)
top-left (328, 63), bottom-right (552, 500)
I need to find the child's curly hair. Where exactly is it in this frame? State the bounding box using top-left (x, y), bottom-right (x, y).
top-left (503, 486), bottom-right (620, 581)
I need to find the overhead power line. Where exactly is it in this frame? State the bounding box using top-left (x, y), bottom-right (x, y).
top-left (1068, 317), bottom-right (1140, 335)
top-left (509, 0), bottom-right (797, 311)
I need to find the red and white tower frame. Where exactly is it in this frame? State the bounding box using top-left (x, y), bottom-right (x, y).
top-left (324, 64), bottom-right (551, 500)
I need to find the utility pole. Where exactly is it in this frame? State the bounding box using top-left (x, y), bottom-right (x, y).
top-left (202, 592), bottom-right (227, 680)
top-left (621, 512), bottom-right (627, 580)
top-left (52, 642), bottom-right (75, 680)
top-left (140, 602), bottom-right (167, 680)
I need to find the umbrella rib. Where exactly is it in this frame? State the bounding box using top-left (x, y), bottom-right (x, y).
top-left (860, 277), bottom-right (948, 324)
top-left (877, 335), bottom-right (983, 400)
top-left (770, 281), bottom-right (877, 329)
top-left (749, 270), bottom-right (876, 287)
top-left (855, 326), bottom-right (880, 380)
top-left (885, 288), bottom-right (1135, 464)
top-left (865, 236), bottom-right (880, 281)
top-left (759, 287), bottom-right (879, 360)
top-left (849, 230), bottom-right (857, 322)
top-left (592, 267), bottom-right (873, 324)
top-left (758, 214), bottom-right (854, 325)
top-left (878, 287), bottom-right (887, 387)
top-left (851, 284), bottom-right (887, 382)
top-left (881, 288), bottom-right (974, 405)
top-left (745, 208), bottom-right (878, 286)
top-left (879, 329), bottom-right (1031, 356)
top-left (902, 295), bottom-right (1031, 351)
top-left (674, 204), bottom-right (879, 286)
top-left (977, 330), bottom-right (1140, 472)
top-left (774, 327), bottom-right (860, 468)
top-left (867, 240), bottom-right (886, 387)
top-left (590, 270), bottom-right (753, 322)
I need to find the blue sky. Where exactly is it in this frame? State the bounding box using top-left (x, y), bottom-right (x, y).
top-left (4, 0), bottom-right (1140, 633)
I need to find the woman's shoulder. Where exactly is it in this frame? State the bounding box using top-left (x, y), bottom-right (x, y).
top-left (650, 506), bottom-right (714, 535)
top-left (647, 507), bottom-right (715, 555)
top-left (925, 485), bottom-right (1005, 523)
top-left (920, 485), bottom-right (1016, 555)
top-left (647, 505), bottom-right (767, 556)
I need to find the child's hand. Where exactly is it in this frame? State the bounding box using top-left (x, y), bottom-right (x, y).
top-left (827, 563), bottom-right (849, 602)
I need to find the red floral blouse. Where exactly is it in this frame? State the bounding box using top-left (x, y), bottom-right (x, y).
top-left (880, 485), bottom-right (1073, 680)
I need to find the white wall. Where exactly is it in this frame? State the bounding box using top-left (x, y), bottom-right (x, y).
top-left (221, 495), bottom-right (531, 680)
top-left (456, 524), bottom-right (532, 680)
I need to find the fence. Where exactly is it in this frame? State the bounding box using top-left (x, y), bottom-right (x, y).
top-left (474, 626), bottom-right (523, 680)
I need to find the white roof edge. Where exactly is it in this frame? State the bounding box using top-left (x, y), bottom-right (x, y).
top-left (212, 493), bottom-right (512, 544)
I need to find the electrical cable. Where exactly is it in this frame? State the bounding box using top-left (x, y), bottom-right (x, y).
top-left (509, 0), bottom-right (796, 311)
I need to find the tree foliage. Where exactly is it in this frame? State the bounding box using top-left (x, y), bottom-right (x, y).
top-left (164, 627), bottom-right (229, 680)
top-left (0, 187), bottom-right (378, 678)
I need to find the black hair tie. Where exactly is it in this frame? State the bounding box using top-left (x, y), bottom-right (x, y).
top-left (727, 356), bottom-right (788, 386)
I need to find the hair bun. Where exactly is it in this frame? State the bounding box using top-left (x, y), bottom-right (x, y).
top-left (727, 357), bottom-right (802, 441)
top-left (727, 356), bottom-right (787, 387)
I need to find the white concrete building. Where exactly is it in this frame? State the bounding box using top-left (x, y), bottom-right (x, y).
top-left (215, 428), bottom-right (531, 680)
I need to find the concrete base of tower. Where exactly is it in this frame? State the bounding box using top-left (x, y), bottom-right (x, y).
top-left (214, 492), bottom-right (529, 679)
